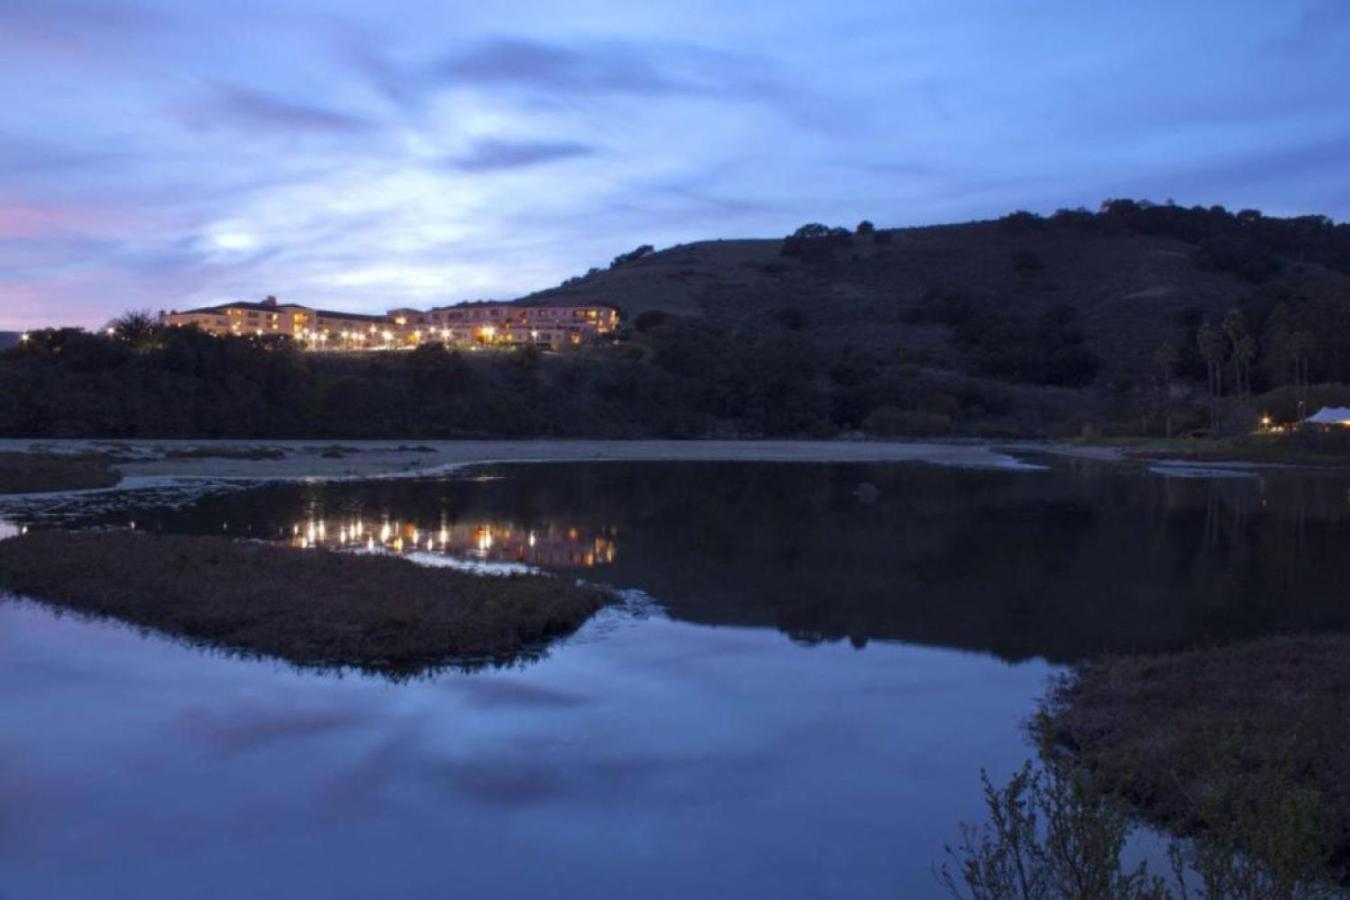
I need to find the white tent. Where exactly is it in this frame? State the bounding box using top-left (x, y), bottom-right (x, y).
top-left (1304, 407), bottom-right (1350, 425)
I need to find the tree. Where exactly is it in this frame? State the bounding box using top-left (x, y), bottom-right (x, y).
top-left (1153, 338), bottom-right (1180, 437)
top-left (108, 309), bottom-right (163, 352)
top-left (1197, 322), bottom-right (1227, 428)
top-left (856, 220), bottom-right (875, 237)
top-left (781, 223), bottom-right (853, 263)
top-left (1222, 308), bottom-right (1254, 400)
top-left (610, 244), bottom-right (654, 269)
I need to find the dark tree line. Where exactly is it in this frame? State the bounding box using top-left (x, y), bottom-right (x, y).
top-left (0, 316), bottom-right (1014, 439)
top-left (1000, 199), bottom-right (1350, 282)
top-left (901, 293), bottom-right (1101, 388)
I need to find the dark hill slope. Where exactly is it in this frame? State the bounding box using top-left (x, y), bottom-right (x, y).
top-left (523, 214), bottom-right (1350, 382)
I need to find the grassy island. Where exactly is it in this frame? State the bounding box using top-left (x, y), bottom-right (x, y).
top-left (0, 452), bottom-right (122, 494)
top-left (0, 530), bottom-right (612, 672)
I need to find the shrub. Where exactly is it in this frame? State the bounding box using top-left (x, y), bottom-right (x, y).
top-left (1012, 248), bottom-right (1045, 272)
top-left (633, 309), bottom-right (671, 332)
top-left (610, 244), bottom-right (654, 268)
top-left (862, 405), bottom-right (951, 437)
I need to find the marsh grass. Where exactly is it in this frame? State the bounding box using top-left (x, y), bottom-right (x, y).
top-left (0, 451), bottom-right (121, 494)
top-left (0, 530), bottom-right (612, 674)
top-left (1044, 636), bottom-right (1350, 880)
top-left (944, 636), bottom-right (1350, 898)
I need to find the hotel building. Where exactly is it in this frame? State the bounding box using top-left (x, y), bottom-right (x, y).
top-left (161, 297), bottom-right (620, 351)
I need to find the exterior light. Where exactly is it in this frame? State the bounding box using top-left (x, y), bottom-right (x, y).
top-left (20, 332), bottom-right (30, 343)
top-left (106, 327), bottom-right (116, 337)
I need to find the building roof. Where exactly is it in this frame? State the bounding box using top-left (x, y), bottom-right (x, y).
top-left (313, 310), bottom-right (386, 323)
top-left (173, 301), bottom-right (383, 323)
top-left (1305, 407), bottom-right (1350, 424)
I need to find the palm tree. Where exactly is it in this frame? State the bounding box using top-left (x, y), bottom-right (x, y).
top-left (1153, 338), bottom-right (1180, 437)
top-left (1221, 308), bottom-right (1252, 399)
top-left (1197, 322), bottom-right (1226, 429)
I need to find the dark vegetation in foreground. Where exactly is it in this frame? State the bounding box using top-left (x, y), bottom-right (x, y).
top-left (0, 451), bottom-right (121, 494)
top-left (944, 634), bottom-right (1350, 898)
top-left (4, 200), bottom-right (1350, 440)
top-left (1045, 635), bottom-right (1350, 882)
top-left (0, 531), bottom-right (611, 673)
top-left (942, 751), bottom-right (1341, 899)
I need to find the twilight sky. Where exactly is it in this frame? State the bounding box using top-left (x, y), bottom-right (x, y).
top-left (2, 0), bottom-right (1348, 330)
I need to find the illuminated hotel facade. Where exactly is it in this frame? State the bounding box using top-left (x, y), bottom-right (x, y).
top-left (161, 296), bottom-right (620, 351)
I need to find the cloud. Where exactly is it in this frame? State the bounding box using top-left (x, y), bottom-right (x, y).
top-left (0, 136), bottom-right (116, 174)
top-left (3, 2), bottom-right (1349, 331)
top-left (184, 84), bottom-right (372, 135)
top-left (446, 138), bottom-right (595, 171)
top-left (426, 36), bottom-right (841, 132)
top-left (438, 37), bottom-right (686, 96)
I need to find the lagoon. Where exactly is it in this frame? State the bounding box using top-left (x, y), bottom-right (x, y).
top-left (2, 458), bottom-right (1349, 898)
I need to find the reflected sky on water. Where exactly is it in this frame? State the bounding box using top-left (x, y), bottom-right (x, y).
top-left (0, 597), bottom-right (1048, 900)
top-left (2, 458), bottom-right (1349, 898)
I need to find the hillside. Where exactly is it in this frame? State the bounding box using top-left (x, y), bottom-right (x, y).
top-left (4, 201), bottom-right (1350, 441)
top-left (524, 206), bottom-right (1350, 384)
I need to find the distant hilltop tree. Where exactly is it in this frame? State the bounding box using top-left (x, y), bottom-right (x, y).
top-left (559, 266), bottom-right (604, 288)
top-left (998, 210), bottom-right (1045, 233)
top-left (855, 220), bottom-right (875, 237)
top-left (610, 245), bottom-right (654, 269)
top-left (782, 223), bottom-right (853, 263)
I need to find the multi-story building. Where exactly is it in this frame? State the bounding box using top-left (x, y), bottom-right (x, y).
top-left (423, 303), bottom-right (619, 348)
top-left (161, 297), bottom-right (619, 351)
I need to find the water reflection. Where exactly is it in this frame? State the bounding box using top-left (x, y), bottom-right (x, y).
top-left (0, 598), bottom-right (1049, 900)
top-left (7, 460), bottom-right (1350, 663)
top-left (285, 517), bottom-right (617, 568)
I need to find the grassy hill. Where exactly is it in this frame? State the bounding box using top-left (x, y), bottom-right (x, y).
top-left (529, 210), bottom-right (1348, 366)
top-left (4, 200), bottom-right (1349, 440)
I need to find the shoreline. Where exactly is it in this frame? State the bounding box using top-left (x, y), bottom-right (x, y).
top-left (0, 438), bottom-right (1048, 480)
top-left (0, 437), bottom-right (1337, 496)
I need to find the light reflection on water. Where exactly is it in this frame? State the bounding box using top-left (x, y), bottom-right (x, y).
top-left (285, 517), bottom-right (617, 568)
top-left (5, 459), bottom-right (1350, 661)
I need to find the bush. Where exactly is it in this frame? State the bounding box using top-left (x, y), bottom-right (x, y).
top-left (776, 306), bottom-right (808, 331)
top-left (862, 405), bottom-right (951, 437)
top-left (633, 310), bottom-right (671, 332)
top-left (610, 244), bottom-right (654, 268)
top-left (1012, 248), bottom-right (1045, 273)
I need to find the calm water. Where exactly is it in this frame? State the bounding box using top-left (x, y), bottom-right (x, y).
top-left (2, 459), bottom-right (1349, 899)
